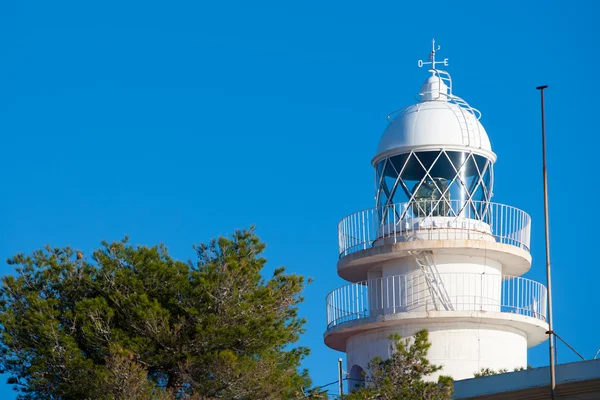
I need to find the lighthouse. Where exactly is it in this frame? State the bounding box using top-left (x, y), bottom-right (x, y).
top-left (324, 41), bottom-right (549, 382)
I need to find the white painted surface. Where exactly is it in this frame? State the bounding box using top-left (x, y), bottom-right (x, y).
top-left (346, 323), bottom-right (527, 381)
top-left (324, 309), bottom-right (548, 351)
top-left (379, 253), bottom-right (502, 276)
top-left (374, 101), bottom-right (493, 161)
top-left (337, 239), bottom-right (532, 282)
top-left (419, 74), bottom-right (449, 101)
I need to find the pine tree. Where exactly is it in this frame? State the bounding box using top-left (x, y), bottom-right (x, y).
top-left (0, 228), bottom-right (315, 399)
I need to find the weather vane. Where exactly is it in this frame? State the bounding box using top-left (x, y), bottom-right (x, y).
top-left (417, 39), bottom-right (449, 69)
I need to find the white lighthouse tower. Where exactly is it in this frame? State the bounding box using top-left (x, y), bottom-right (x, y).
top-left (324, 41), bottom-right (549, 382)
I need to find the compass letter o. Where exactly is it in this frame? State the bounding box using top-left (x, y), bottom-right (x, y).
top-left (418, 60), bottom-right (423, 67)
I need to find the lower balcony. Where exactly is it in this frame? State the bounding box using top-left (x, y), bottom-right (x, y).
top-left (326, 272), bottom-right (547, 329)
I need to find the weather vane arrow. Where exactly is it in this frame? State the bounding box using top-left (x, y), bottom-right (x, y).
top-left (418, 39), bottom-right (449, 69)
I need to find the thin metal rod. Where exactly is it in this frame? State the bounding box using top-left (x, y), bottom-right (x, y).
top-left (554, 332), bottom-right (586, 361)
top-left (537, 84), bottom-right (556, 400)
top-left (338, 358), bottom-right (344, 398)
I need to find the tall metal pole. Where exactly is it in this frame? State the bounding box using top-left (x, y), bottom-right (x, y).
top-left (338, 358), bottom-right (344, 398)
top-left (536, 85), bottom-right (556, 400)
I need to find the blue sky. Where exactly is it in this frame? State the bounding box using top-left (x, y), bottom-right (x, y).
top-left (0, 0), bottom-right (598, 397)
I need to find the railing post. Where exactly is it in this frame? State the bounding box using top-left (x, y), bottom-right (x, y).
top-left (393, 203), bottom-right (397, 243)
top-left (479, 273), bottom-right (483, 311)
top-left (366, 209), bottom-right (371, 247)
top-left (404, 274), bottom-right (407, 308)
top-left (392, 275), bottom-right (396, 313)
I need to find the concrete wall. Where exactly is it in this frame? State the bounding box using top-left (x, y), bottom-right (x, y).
top-left (346, 322), bottom-right (527, 381)
top-left (378, 254), bottom-right (503, 276)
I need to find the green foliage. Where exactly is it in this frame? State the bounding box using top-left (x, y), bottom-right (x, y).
top-left (473, 367), bottom-right (507, 377)
top-left (0, 228), bottom-right (313, 399)
top-left (346, 330), bottom-right (452, 400)
top-left (473, 365), bottom-right (533, 377)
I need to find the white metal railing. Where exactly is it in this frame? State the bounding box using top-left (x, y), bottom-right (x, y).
top-left (325, 272), bottom-right (547, 329)
top-left (338, 201), bottom-right (530, 258)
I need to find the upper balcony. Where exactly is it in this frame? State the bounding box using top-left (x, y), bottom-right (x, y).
top-left (337, 200), bottom-right (532, 280)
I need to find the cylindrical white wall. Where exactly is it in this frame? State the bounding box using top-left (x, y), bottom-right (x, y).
top-left (379, 254), bottom-right (503, 276)
top-left (346, 323), bottom-right (527, 381)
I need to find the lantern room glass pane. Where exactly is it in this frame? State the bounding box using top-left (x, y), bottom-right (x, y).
top-left (375, 151), bottom-right (493, 209)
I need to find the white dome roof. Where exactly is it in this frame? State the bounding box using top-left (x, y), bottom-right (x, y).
top-left (373, 101), bottom-right (495, 165)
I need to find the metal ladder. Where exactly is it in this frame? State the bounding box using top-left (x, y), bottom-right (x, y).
top-left (410, 250), bottom-right (454, 311)
top-left (429, 69), bottom-right (482, 148)
top-left (450, 96), bottom-right (480, 148)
